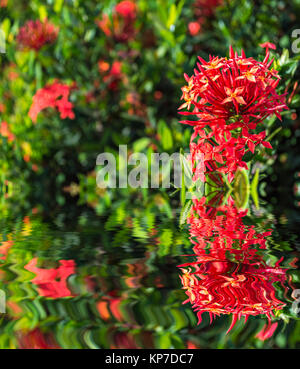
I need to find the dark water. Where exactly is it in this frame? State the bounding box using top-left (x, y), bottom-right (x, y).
top-left (0, 197), bottom-right (299, 349)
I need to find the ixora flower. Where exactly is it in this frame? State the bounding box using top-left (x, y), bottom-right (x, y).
top-left (178, 197), bottom-right (290, 335)
top-left (96, 1), bottom-right (137, 43)
top-left (29, 81), bottom-right (75, 122)
top-left (179, 45), bottom-right (287, 183)
top-left (179, 45), bottom-right (287, 126)
top-left (16, 19), bottom-right (59, 51)
top-left (24, 258), bottom-right (76, 298)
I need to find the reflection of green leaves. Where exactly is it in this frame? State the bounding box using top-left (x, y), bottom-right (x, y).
top-left (250, 169), bottom-right (260, 209)
top-left (233, 169), bottom-right (250, 209)
top-left (179, 199), bottom-right (192, 227)
top-left (158, 228), bottom-right (173, 256)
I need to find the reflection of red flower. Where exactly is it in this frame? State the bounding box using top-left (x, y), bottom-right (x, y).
top-left (256, 322), bottom-right (278, 341)
top-left (0, 240), bottom-right (13, 260)
top-left (25, 258), bottom-right (76, 298)
top-left (180, 265), bottom-right (286, 333)
top-left (17, 19), bottom-right (59, 51)
top-left (96, 1), bottom-right (137, 42)
top-left (111, 331), bottom-right (139, 349)
top-left (29, 81), bottom-right (75, 122)
top-left (17, 328), bottom-right (60, 349)
top-left (179, 197), bottom-right (289, 334)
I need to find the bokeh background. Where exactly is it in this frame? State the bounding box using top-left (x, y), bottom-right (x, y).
top-left (0, 0), bottom-right (300, 349)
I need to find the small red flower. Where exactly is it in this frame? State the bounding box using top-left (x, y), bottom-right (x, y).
top-left (115, 0), bottom-right (136, 18)
top-left (188, 22), bottom-right (201, 36)
top-left (259, 42), bottom-right (276, 51)
top-left (99, 61), bottom-right (124, 91)
top-left (29, 81), bottom-right (75, 122)
top-left (96, 1), bottom-right (137, 43)
top-left (0, 121), bottom-right (15, 142)
top-left (17, 19), bottom-right (59, 51)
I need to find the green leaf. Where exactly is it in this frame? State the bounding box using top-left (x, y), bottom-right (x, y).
top-left (167, 4), bottom-right (177, 29)
top-left (133, 138), bottom-right (150, 152)
top-left (179, 199), bottom-right (192, 226)
top-left (158, 120), bottom-right (173, 150)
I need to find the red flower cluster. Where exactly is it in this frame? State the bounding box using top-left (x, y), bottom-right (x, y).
top-left (96, 1), bottom-right (137, 43)
top-left (25, 258), bottom-right (76, 298)
top-left (98, 60), bottom-right (124, 91)
top-left (179, 197), bottom-right (290, 335)
top-left (0, 121), bottom-right (15, 142)
top-left (180, 46), bottom-right (287, 182)
top-left (0, 0), bottom-right (7, 7)
top-left (115, 0), bottom-right (136, 17)
top-left (17, 19), bottom-right (59, 51)
top-left (29, 81), bottom-right (75, 122)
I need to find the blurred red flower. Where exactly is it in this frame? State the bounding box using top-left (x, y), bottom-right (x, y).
top-left (99, 60), bottom-right (124, 91)
top-left (194, 0), bottom-right (223, 26)
top-left (29, 81), bottom-right (75, 122)
top-left (115, 0), bottom-right (136, 18)
top-left (0, 121), bottom-right (15, 142)
top-left (188, 22), bottom-right (201, 36)
top-left (96, 1), bottom-right (137, 42)
top-left (17, 19), bottom-right (59, 51)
